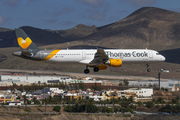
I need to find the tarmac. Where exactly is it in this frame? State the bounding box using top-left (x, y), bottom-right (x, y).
top-left (0, 69), bottom-right (170, 81)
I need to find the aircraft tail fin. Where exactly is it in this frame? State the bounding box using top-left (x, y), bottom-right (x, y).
top-left (15, 28), bottom-right (40, 52)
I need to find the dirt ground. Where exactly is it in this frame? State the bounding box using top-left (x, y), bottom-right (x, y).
top-left (0, 106), bottom-right (178, 120)
top-left (0, 106), bottom-right (56, 113)
top-left (0, 113), bottom-right (179, 120)
top-left (153, 90), bottom-right (180, 102)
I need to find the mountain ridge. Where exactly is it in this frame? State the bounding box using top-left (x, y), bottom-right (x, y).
top-left (80, 7), bottom-right (180, 50)
top-left (0, 7), bottom-right (180, 50)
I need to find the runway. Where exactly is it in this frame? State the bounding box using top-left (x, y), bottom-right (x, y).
top-left (0, 69), bottom-right (169, 81)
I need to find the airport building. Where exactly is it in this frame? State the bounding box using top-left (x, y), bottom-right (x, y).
top-left (0, 75), bottom-right (66, 83)
top-left (101, 79), bottom-right (178, 91)
top-left (0, 75), bottom-right (102, 85)
top-left (0, 74), bottom-right (178, 92)
top-left (128, 80), bottom-right (176, 91)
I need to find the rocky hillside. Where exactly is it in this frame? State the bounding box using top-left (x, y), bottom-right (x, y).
top-left (81, 7), bottom-right (180, 50)
top-left (0, 7), bottom-right (180, 50)
top-left (55, 24), bottom-right (97, 40)
top-left (0, 27), bottom-right (12, 32)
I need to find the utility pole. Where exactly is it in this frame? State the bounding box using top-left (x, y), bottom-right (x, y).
top-left (158, 70), bottom-right (161, 90)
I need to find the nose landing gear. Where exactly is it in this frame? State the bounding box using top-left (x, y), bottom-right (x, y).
top-left (146, 64), bottom-right (151, 72)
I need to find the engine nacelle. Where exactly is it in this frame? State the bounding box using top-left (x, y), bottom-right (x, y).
top-left (106, 59), bottom-right (122, 67)
top-left (97, 65), bottom-right (107, 70)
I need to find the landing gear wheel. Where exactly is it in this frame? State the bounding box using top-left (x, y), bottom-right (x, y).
top-left (147, 69), bottom-right (151, 72)
top-left (93, 67), bottom-right (99, 72)
top-left (84, 69), bottom-right (90, 74)
top-left (146, 63), bottom-right (151, 72)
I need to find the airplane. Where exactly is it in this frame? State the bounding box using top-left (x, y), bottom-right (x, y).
top-left (12, 28), bottom-right (166, 74)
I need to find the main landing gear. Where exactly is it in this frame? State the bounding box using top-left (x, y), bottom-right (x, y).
top-left (84, 66), bottom-right (90, 74)
top-left (84, 66), bottom-right (99, 74)
top-left (146, 63), bottom-right (151, 72)
top-left (93, 67), bottom-right (99, 72)
top-left (84, 69), bottom-right (90, 74)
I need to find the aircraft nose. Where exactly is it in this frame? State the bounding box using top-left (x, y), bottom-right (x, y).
top-left (161, 55), bottom-right (166, 61)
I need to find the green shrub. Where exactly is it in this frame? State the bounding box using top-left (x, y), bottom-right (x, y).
top-left (114, 107), bottom-right (119, 113)
top-left (24, 109), bottom-right (31, 112)
top-left (119, 107), bottom-right (125, 113)
top-left (27, 100), bottom-right (31, 105)
top-left (125, 108), bottom-right (133, 113)
top-left (101, 106), bottom-right (108, 113)
top-left (155, 105), bottom-right (160, 108)
top-left (145, 101), bottom-right (154, 108)
top-left (120, 101), bottom-right (129, 108)
top-left (156, 97), bottom-right (165, 104)
top-left (53, 106), bottom-right (61, 112)
top-left (158, 104), bottom-right (180, 113)
top-left (87, 104), bottom-right (97, 113)
top-left (64, 105), bottom-right (73, 112)
top-left (107, 108), bottom-right (113, 113)
top-left (137, 101), bottom-right (143, 107)
top-left (37, 108), bottom-right (43, 112)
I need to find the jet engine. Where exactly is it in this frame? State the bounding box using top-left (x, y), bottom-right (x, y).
top-left (106, 59), bottom-right (122, 67)
top-left (97, 65), bottom-right (107, 70)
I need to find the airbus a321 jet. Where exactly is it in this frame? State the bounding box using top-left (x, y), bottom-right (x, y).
top-left (13, 28), bottom-right (165, 74)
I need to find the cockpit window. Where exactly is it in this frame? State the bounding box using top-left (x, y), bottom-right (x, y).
top-left (156, 53), bottom-right (160, 55)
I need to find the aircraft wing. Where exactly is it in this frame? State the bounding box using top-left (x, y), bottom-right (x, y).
top-left (89, 48), bottom-right (109, 66)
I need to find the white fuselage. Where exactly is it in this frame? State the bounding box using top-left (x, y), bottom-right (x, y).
top-left (43, 49), bottom-right (165, 65)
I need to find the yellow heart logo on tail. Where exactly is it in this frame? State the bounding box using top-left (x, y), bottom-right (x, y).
top-left (17, 37), bottom-right (32, 49)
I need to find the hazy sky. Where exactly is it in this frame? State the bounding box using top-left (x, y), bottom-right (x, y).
top-left (0, 0), bottom-right (180, 30)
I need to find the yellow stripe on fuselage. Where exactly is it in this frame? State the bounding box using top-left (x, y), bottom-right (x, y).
top-left (42, 50), bottom-right (60, 61)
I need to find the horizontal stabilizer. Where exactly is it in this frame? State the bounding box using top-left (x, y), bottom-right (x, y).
top-left (12, 50), bottom-right (32, 57)
top-left (21, 50), bottom-right (32, 57)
